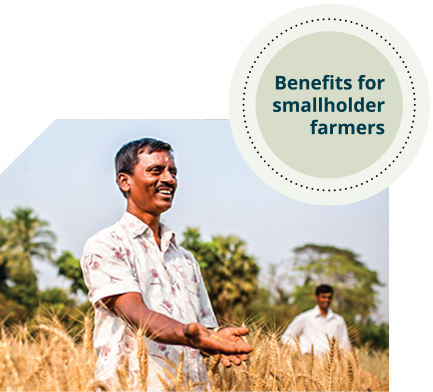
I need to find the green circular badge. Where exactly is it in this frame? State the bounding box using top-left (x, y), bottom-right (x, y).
top-left (256, 32), bottom-right (403, 179)
top-left (229, 5), bottom-right (429, 205)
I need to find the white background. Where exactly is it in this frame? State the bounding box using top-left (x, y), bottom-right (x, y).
top-left (0, 1), bottom-right (430, 390)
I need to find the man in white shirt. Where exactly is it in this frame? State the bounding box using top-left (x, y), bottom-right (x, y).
top-left (81, 138), bottom-right (252, 390)
top-left (281, 284), bottom-right (351, 354)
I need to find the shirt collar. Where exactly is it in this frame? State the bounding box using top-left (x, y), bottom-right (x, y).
top-left (313, 305), bottom-right (335, 320)
top-left (120, 212), bottom-right (177, 247)
top-left (160, 221), bottom-right (177, 248)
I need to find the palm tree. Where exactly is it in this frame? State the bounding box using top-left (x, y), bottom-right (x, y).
top-left (0, 208), bottom-right (56, 314)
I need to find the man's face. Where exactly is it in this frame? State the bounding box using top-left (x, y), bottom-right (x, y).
top-left (315, 292), bottom-right (333, 311)
top-left (121, 149), bottom-right (178, 216)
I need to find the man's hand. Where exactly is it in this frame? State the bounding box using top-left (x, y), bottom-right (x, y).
top-left (215, 327), bottom-right (250, 367)
top-left (183, 323), bottom-right (252, 360)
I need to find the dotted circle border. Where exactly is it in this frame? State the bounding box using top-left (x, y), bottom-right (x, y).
top-left (243, 18), bottom-right (416, 192)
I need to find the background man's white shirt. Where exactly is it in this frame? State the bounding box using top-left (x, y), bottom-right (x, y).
top-left (281, 305), bottom-right (351, 354)
top-left (81, 212), bottom-right (218, 390)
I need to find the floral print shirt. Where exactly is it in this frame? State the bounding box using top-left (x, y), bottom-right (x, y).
top-left (81, 212), bottom-right (218, 390)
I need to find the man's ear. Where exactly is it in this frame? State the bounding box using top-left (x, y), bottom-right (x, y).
top-left (117, 173), bottom-right (131, 195)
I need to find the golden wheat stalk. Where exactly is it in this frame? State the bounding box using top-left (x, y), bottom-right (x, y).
top-left (23, 337), bottom-right (59, 385)
top-left (50, 351), bottom-right (69, 392)
top-left (251, 345), bottom-right (262, 374)
top-left (156, 373), bottom-right (172, 392)
top-left (255, 370), bottom-right (265, 392)
top-left (136, 328), bottom-right (148, 392)
top-left (160, 367), bottom-right (178, 391)
top-left (267, 334), bottom-right (278, 391)
top-left (347, 359), bottom-right (354, 391)
top-left (3, 342), bottom-right (24, 392)
top-left (353, 347), bottom-right (360, 367)
top-left (39, 324), bottom-right (84, 390)
top-left (192, 380), bottom-right (208, 389)
top-left (116, 358), bottom-right (133, 392)
top-left (209, 353), bottom-right (221, 375)
top-left (176, 351), bottom-right (185, 389)
top-left (309, 344), bottom-right (315, 375)
top-left (0, 317), bottom-right (390, 392)
top-left (294, 336), bottom-right (304, 363)
top-left (83, 316), bottom-right (94, 368)
top-left (161, 355), bottom-right (177, 369)
top-left (252, 328), bottom-right (262, 351)
top-left (327, 336), bottom-right (336, 391)
top-left (0, 352), bottom-right (7, 391)
top-left (335, 338), bottom-right (342, 364)
top-left (298, 373), bottom-right (326, 392)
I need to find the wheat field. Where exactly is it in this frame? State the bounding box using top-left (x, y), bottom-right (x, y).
top-left (0, 316), bottom-right (388, 392)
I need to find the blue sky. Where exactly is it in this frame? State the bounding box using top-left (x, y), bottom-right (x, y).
top-left (0, 120), bottom-right (389, 320)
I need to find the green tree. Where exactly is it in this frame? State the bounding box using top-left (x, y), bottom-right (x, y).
top-left (0, 208), bottom-right (56, 318)
top-left (290, 244), bottom-right (383, 322)
top-left (181, 228), bottom-right (259, 323)
top-left (54, 251), bottom-right (87, 295)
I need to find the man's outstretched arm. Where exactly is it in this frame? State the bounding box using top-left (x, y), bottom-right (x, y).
top-left (104, 292), bottom-right (252, 357)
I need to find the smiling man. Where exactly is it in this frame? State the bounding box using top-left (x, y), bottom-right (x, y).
top-left (281, 284), bottom-right (351, 354)
top-left (80, 138), bottom-right (252, 390)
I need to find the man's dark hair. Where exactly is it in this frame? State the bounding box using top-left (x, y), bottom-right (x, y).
top-left (315, 284), bottom-right (334, 296)
top-left (115, 137), bottom-right (173, 197)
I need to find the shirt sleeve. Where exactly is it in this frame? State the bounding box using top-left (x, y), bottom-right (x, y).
top-left (281, 314), bottom-right (304, 345)
top-left (80, 233), bottom-right (142, 305)
top-left (337, 317), bottom-right (352, 351)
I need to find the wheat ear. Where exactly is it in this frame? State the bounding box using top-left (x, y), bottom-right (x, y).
top-left (157, 372), bottom-right (173, 391)
top-left (50, 352), bottom-right (69, 392)
top-left (176, 351), bottom-right (185, 389)
top-left (83, 316), bottom-right (94, 368)
top-left (255, 371), bottom-right (265, 392)
top-left (327, 337), bottom-right (336, 391)
top-left (3, 344), bottom-right (24, 392)
top-left (269, 334), bottom-right (279, 391)
top-left (251, 345), bottom-right (262, 374)
top-left (309, 344), bottom-right (315, 375)
top-left (347, 359), bottom-right (354, 391)
top-left (39, 324), bottom-right (84, 390)
top-left (116, 358), bottom-right (133, 392)
top-left (161, 355), bottom-right (177, 369)
top-left (294, 336), bottom-right (303, 363)
top-left (1, 330), bottom-right (23, 391)
top-left (209, 353), bottom-right (221, 375)
top-left (0, 352), bottom-right (7, 391)
top-left (298, 374), bottom-right (326, 392)
top-left (24, 337), bottom-right (59, 385)
top-left (192, 381), bottom-right (209, 389)
top-left (252, 328), bottom-right (262, 351)
top-left (136, 329), bottom-right (148, 392)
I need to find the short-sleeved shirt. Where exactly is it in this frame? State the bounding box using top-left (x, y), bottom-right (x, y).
top-left (80, 212), bottom-right (218, 390)
top-left (281, 306), bottom-right (351, 354)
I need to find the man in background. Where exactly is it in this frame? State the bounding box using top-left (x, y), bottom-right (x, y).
top-left (281, 284), bottom-right (351, 354)
top-left (81, 138), bottom-right (251, 390)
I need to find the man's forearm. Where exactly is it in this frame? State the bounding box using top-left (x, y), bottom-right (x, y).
top-left (107, 292), bottom-right (252, 356)
top-left (117, 302), bottom-right (189, 345)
